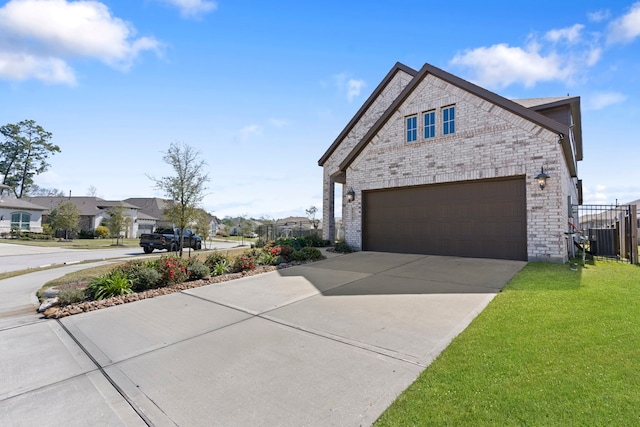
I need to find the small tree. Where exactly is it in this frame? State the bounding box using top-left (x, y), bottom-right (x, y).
top-left (104, 206), bottom-right (126, 245)
top-left (193, 209), bottom-right (212, 249)
top-left (47, 202), bottom-right (80, 240)
top-left (306, 206), bottom-right (319, 229)
top-left (148, 142), bottom-right (209, 257)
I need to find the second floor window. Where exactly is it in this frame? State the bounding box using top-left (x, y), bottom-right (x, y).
top-left (424, 111), bottom-right (435, 139)
top-left (443, 106), bottom-right (455, 135)
top-left (406, 115), bottom-right (417, 142)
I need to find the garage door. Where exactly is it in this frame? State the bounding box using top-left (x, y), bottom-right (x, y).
top-left (362, 178), bottom-right (527, 261)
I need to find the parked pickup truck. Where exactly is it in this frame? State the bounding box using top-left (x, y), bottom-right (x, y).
top-left (139, 228), bottom-right (202, 254)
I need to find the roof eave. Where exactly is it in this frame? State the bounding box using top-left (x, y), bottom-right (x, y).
top-left (318, 62), bottom-right (418, 167)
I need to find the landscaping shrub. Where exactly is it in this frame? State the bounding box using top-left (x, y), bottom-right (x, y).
top-left (130, 267), bottom-right (161, 292)
top-left (78, 229), bottom-right (96, 239)
top-left (186, 259), bottom-right (210, 280)
top-left (157, 255), bottom-right (188, 286)
top-left (57, 286), bottom-right (86, 306)
top-left (300, 246), bottom-right (324, 260)
top-left (17, 231), bottom-right (52, 241)
top-left (258, 250), bottom-right (278, 266)
top-left (211, 259), bottom-right (229, 276)
top-left (290, 247), bottom-right (324, 262)
top-left (232, 255), bottom-right (256, 272)
top-left (268, 245), bottom-right (294, 262)
top-left (204, 251), bottom-right (229, 271)
top-left (255, 239), bottom-right (267, 248)
top-left (275, 237), bottom-right (304, 250)
top-left (334, 241), bottom-right (354, 253)
top-left (290, 250), bottom-right (306, 262)
top-left (95, 226), bottom-right (110, 238)
top-left (85, 271), bottom-right (133, 300)
top-left (305, 233), bottom-right (330, 247)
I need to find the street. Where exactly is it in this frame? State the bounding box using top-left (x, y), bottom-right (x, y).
top-left (0, 241), bottom-right (244, 274)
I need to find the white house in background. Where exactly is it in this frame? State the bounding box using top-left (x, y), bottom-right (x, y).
top-left (0, 184), bottom-right (47, 234)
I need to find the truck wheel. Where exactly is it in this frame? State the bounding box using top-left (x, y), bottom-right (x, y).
top-left (143, 247), bottom-right (153, 254)
top-left (196, 242), bottom-right (202, 250)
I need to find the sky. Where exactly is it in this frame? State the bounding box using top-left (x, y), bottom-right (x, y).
top-left (1, 0), bottom-right (640, 220)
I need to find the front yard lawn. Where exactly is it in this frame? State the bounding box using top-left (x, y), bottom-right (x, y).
top-left (376, 260), bottom-right (640, 426)
top-left (1, 237), bottom-right (141, 249)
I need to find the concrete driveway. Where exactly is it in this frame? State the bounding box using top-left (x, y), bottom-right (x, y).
top-left (0, 252), bottom-right (525, 426)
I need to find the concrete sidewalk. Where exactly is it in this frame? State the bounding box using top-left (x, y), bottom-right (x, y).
top-left (0, 252), bottom-right (525, 426)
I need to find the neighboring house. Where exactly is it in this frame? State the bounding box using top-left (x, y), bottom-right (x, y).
top-left (125, 197), bottom-right (218, 238)
top-left (0, 184), bottom-right (47, 234)
top-left (124, 197), bottom-right (173, 230)
top-left (26, 197), bottom-right (140, 237)
top-left (276, 216), bottom-right (321, 238)
top-left (136, 211), bottom-right (158, 236)
top-left (318, 62), bottom-right (583, 262)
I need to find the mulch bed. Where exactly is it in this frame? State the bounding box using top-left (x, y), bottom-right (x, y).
top-left (42, 261), bottom-right (310, 319)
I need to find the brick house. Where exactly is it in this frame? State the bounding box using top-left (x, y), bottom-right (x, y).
top-left (318, 62), bottom-right (583, 262)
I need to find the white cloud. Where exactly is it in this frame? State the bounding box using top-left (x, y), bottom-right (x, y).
top-left (346, 79), bottom-right (366, 102)
top-left (607, 2), bottom-right (640, 44)
top-left (587, 91), bottom-right (628, 110)
top-left (159, 0), bottom-right (217, 18)
top-left (587, 9), bottom-right (610, 23)
top-left (0, 0), bottom-right (160, 84)
top-left (333, 73), bottom-right (366, 101)
top-left (237, 124), bottom-right (262, 143)
top-left (0, 51), bottom-right (75, 84)
top-left (545, 24), bottom-right (585, 44)
top-left (450, 42), bottom-right (574, 89)
top-left (268, 118), bottom-right (289, 128)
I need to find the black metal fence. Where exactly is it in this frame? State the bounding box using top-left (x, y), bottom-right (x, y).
top-left (256, 224), bottom-right (323, 241)
top-left (575, 204), bottom-right (638, 264)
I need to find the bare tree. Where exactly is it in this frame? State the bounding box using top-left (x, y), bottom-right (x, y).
top-left (87, 185), bottom-right (98, 197)
top-left (148, 142), bottom-right (209, 257)
top-left (306, 206), bottom-right (319, 229)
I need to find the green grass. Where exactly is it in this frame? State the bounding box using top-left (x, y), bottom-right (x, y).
top-left (1, 237), bottom-right (141, 249)
top-left (376, 260), bottom-right (640, 426)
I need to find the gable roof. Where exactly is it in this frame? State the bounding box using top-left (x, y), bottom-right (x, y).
top-left (318, 62), bottom-right (418, 166)
top-left (124, 197), bottom-right (173, 221)
top-left (512, 96), bottom-right (583, 161)
top-left (328, 62), bottom-right (579, 176)
top-left (25, 197), bottom-right (139, 216)
top-left (0, 197), bottom-right (47, 211)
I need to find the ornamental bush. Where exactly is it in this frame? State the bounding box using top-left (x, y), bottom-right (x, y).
top-left (334, 241), bottom-right (354, 253)
top-left (268, 245), bottom-right (294, 262)
top-left (204, 251), bottom-right (229, 271)
top-left (85, 271), bottom-right (133, 300)
top-left (95, 226), bottom-right (110, 239)
top-left (232, 255), bottom-right (256, 272)
top-left (157, 255), bottom-right (188, 286)
top-left (211, 259), bottom-right (229, 276)
top-left (186, 259), bottom-right (210, 280)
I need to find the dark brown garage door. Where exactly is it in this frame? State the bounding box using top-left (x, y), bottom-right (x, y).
top-left (362, 178), bottom-right (527, 261)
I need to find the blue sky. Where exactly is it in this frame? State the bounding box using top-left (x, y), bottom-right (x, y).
top-left (1, 0), bottom-right (640, 219)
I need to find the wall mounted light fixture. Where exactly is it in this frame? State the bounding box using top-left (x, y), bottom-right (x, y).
top-left (535, 167), bottom-right (550, 190)
top-left (346, 187), bottom-right (356, 203)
